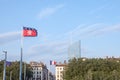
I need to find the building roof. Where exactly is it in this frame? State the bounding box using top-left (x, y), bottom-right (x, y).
top-left (30, 61), bottom-right (47, 68)
top-left (55, 62), bottom-right (67, 67)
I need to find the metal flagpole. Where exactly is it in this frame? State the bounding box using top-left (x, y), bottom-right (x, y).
top-left (20, 29), bottom-right (23, 80)
top-left (3, 51), bottom-right (7, 80)
top-left (24, 63), bottom-right (26, 80)
top-left (79, 40), bottom-right (81, 58)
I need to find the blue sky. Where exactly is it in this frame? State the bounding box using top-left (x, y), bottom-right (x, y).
top-left (0, 0), bottom-right (120, 69)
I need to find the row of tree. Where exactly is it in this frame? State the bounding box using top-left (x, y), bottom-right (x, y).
top-left (0, 61), bottom-right (32, 80)
top-left (64, 58), bottom-right (120, 80)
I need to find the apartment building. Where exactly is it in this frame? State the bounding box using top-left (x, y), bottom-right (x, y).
top-left (55, 61), bottom-right (67, 80)
top-left (30, 61), bottom-right (48, 80)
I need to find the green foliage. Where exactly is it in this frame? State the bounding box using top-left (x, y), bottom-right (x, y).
top-left (0, 61), bottom-right (32, 80)
top-left (64, 58), bottom-right (120, 80)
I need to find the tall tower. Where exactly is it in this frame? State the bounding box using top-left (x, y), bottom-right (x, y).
top-left (68, 40), bottom-right (81, 59)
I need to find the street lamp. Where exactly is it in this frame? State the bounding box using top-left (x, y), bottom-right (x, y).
top-left (3, 51), bottom-right (7, 80)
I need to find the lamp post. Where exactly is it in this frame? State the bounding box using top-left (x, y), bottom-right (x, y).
top-left (10, 71), bottom-right (12, 80)
top-left (3, 51), bottom-right (7, 80)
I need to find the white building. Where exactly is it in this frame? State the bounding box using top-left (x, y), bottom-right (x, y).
top-left (30, 61), bottom-right (48, 80)
top-left (55, 62), bottom-right (67, 80)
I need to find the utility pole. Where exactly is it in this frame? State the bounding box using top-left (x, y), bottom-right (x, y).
top-left (3, 51), bottom-right (7, 80)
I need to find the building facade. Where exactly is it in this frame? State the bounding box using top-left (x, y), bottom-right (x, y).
top-left (48, 72), bottom-right (55, 80)
top-left (30, 61), bottom-right (48, 80)
top-left (55, 62), bottom-right (67, 80)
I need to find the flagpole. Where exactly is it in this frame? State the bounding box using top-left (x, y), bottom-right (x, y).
top-left (24, 63), bottom-right (26, 80)
top-left (20, 27), bottom-right (37, 80)
top-left (3, 51), bottom-right (7, 80)
top-left (20, 29), bottom-right (23, 80)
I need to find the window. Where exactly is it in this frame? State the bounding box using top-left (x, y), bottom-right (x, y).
top-left (60, 75), bottom-right (63, 78)
top-left (60, 71), bottom-right (63, 74)
top-left (60, 68), bottom-right (62, 70)
top-left (37, 75), bottom-right (38, 78)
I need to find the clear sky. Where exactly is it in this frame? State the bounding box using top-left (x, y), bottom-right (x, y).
top-left (0, 0), bottom-right (120, 69)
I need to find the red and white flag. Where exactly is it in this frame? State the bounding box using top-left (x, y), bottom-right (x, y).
top-left (23, 27), bottom-right (37, 37)
top-left (50, 60), bottom-right (56, 65)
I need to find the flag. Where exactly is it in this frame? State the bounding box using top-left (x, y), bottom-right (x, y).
top-left (23, 27), bottom-right (37, 37)
top-left (50, 60), bottom-right (56, 65)
top-left (6, 61), bottom-right (11, 67)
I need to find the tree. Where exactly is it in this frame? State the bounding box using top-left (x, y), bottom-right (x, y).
top-left (0, 61), bottom-right (32, 80)
top-left (64, 58), bottom-right (120, 80)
